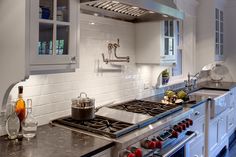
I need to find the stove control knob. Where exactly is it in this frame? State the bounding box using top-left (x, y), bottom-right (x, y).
top-left (179, 122), bottom-right (186, 130)
top-left (127, 153), bottom-right (136, 157)
top-left (141, 139), bottom-right (156, 149)
top-left (148, 141), bottom-right (156, 149)
top-left (151, 138), bottom-right (163, 149)
top-left (173, 125), bottom-right (182, 133)
top-left (155, 140), bottom-right (163, 149)
top-left (186, 118), bottom-right (193, 126)
top-left (170, 130), bottom-right (178, 138)
top-left (119, 150), bottom-right (135, 157)
top-left (134, 148), bottom-right (142, 157)
top-left (128, 147), bottom-right (142, 157)
top-left (182, 120), bottom-right (189, 128)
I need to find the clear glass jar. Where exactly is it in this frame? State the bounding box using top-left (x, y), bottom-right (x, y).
top-left (5, 102), bottom-right (20, 140)
top-left (22, 99), bottom-right (38, 140)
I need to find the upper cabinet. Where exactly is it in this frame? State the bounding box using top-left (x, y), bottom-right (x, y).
top-left (135, 20), bottom-right (182, 65)
top-left (196, 0), bottom-right (225, 71)
top-left (29, 0), bottom-right (79, 74)
top-left (215, 8), bottom-right (224, 60)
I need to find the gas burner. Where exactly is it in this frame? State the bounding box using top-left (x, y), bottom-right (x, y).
top-left (110, 100), bottom-right (183, 118)
top-left (52, 116), bottom-right (138, 138)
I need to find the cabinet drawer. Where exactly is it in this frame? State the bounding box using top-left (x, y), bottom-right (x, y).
top-left (190, 117), bottom-right (204, 137)
top-left (190, 103), bottom-right (205, 121)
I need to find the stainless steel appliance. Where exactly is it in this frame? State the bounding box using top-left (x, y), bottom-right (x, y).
top-left (80, 0), bottom-right (184, 23)
top-left (52, 100), bottom-right (197, 157)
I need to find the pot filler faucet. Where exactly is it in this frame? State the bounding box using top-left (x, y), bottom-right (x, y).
top-left (184, 73), bottom-right (199, 92)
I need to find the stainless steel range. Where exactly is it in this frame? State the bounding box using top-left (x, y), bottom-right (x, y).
top-left (51, 100), bottom-right (197, 157)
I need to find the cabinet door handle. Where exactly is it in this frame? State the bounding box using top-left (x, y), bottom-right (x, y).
top-left (194, 111), bottom-right (200, 116)
top-left (229, 123), bottom-right (233, 126)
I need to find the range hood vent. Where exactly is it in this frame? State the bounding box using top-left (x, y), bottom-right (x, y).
top-left (80, 0), bottom-right (185, 23)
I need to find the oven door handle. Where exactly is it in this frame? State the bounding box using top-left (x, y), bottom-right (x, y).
top-left (157, 131), bottom-right (197, 157)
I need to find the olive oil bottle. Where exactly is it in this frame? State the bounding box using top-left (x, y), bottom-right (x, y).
top-left (15, 86), bottom-right (26, 128)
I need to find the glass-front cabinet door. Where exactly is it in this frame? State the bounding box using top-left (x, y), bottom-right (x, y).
top-left (30, 0), bottom-right (77, 67)
top-left (161, 20), bottom-right (178, 63)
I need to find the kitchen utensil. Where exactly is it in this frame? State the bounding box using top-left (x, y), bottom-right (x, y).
top-left (71, 92), bottom-right (95, 121)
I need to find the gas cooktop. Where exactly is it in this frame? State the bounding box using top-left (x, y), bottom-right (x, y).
top-left (109, 100), bottom-right (183, 120)
top-left (52, 115), bottom-right (138, 138)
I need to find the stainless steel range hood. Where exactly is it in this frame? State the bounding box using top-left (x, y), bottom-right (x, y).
top-left (80, 0), bottom-right (185, 23)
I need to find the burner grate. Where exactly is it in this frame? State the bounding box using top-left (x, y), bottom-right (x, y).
top-left (52, 116), bottom-right (138, 138)
top-left (109, 100), bottom-right (183, 127)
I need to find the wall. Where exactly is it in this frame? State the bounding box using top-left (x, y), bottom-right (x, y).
top-left (224, 0), bottom-right (236, 81)
top-left (0, 0), bottom-right (29, 111)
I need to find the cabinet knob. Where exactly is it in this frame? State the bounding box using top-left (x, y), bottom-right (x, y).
top-left (194, 111), bottom-right (200, 116)
top-left (70, 56), bottom-right (76, 64)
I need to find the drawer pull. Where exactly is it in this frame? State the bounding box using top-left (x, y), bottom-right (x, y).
top-left (229, 123), bottom-right (233, 126)
top-left (194, 111), bottom-right (200, 116)
top-left (194, 155), bottom-right (199, 157)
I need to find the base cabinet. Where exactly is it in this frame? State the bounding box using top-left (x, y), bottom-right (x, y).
top-left (208, 110), bottom-right (228, 157)
top-left (188, 136), bottom-right (204, 157)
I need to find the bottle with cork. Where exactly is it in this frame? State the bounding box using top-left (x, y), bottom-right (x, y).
top-left (15, 86), bottom-right (26, 134)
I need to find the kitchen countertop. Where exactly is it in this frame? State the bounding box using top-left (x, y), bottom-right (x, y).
top-left (0, 125), bottom-right (114, 157)
top-left (143, 93), bottom-right (208, 109)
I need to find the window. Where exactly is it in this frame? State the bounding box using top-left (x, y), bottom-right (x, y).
top-left (215, 8), bottom-right (224, 56)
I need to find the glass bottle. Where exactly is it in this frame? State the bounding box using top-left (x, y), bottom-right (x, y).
top-left (22, 99), bottom-right (38, 139)
top-left (15, 86), bottom-right (26, 123)
top-left (6, 102), bottom-right (20, 140)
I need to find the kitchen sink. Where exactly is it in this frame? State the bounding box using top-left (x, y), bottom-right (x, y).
top-left (190, 89), bottom-right (227, 96)
top-left (189, 89), bottom-right (229, 118)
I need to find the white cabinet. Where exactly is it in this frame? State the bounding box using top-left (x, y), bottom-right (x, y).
top-left (218, 113), bottom-right (227, 142)
top-left (135, 21), bottom-right (161, 64)
top-left (196, 0), bottom-right (226, 71)
top-left (189, 136), bottom-right (204, 157)
top-left (188, 103), bottom-right (205, 157)
top-left (29, 0), bottom-right (79, 74)
top-left (135, 20), bottom-right (181, 64)
top-left (208, 110), bottom-right (228, 157)
top-left (227, 88), bottom-right (236, 135)
top-left (209, 118), bottom-right (218, 153)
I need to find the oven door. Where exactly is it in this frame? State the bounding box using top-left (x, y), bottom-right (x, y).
top-left (154, 131), bottom-right (197, 157)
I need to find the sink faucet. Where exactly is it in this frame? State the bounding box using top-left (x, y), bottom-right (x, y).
top-left (185, 72), bottom-right (199, 92)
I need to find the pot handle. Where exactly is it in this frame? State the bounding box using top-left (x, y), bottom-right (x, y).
top-left (95, 101), bottom-right (115, 112)
top-left (78, 92), bottom-right (88, 98)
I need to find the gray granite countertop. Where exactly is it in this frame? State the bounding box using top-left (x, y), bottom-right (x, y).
top-left (0, 125), bottom-right (114, 157)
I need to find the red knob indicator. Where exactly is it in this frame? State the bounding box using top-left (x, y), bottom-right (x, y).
top-left (186, 118), bottom-right (193, 126)
top-left (179, 122), bottom-right (186, 130)
top-left (155, 140), bottom-right (163, 149)
top-left (170, 130), bottom-right (178, 138)
top-left (173, 125), bottom-right (182, 133)
top-left (127, 153), bottom-right (135, 157)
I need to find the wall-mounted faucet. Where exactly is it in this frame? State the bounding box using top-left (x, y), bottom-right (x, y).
top-left (102, 39), bottom-right (130, 64)
top-left (184, 72), bottom-right (199, 92)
